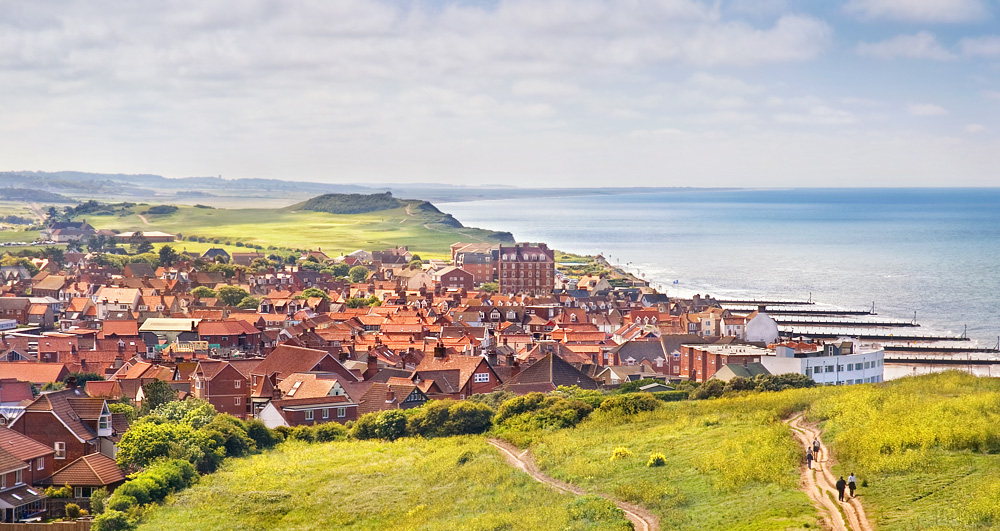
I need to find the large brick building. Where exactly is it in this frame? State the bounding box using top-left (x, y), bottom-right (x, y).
top-left (451, 243), bottom-right (498, 286)
top-left (498, 243), bottom-right (554, 296)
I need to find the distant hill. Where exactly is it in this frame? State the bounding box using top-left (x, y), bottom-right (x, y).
top-left (288, 192), bottom-right (406, 214)
top-left (0, 188), bottom-right (75, 203)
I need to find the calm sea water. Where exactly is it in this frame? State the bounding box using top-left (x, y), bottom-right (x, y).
top-left (440, 188), bottom-right (1000, 347)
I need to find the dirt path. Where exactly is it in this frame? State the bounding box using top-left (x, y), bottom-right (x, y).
top-left (136, 214), bottom-right (151, 225)
top-left (27, 202), bottom-right (46, 223)
top-left (487, 438), bottom-right (659, 531)
top-left (787, 414), bottom-right (873, 531)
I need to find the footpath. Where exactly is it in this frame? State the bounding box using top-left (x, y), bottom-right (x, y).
top-left (787, 414), bottom-right (874, 531)
top-left (487, 438), bottom-right (659, 531)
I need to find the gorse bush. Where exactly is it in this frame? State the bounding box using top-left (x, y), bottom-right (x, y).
top-left (566, 495), bottom-right (633, 531)
top-left (609, 446), bottom-right (633, 461)
top-left (647, 452), bottom-right (667, 467)
top-left (352, 409), bottom-right (408, 441)
top-left (407, 400), bottom-right (494, 438)
top-left (97, 459), bottom-right (198, 530)
top-left (597, 393), bottom-right (661, 416)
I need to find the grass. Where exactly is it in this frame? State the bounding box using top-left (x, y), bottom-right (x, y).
top-left (139, 436), bottom-right (632, 531)
top-left (77, 204), bottom-right (510, 260)
top-left (512, 390), bottom-right (829, 531)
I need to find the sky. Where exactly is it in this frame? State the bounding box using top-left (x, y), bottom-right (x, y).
top-left (1, 0), bottom-right (999, 188)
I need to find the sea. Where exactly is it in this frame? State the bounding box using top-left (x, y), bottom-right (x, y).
top-left (439, 188), bottom-right (1000, 349)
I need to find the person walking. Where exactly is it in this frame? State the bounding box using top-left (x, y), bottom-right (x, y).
top-left (806, 449), bottom-right (814, 470)
top-left (848, 473), bottom-right (857, 498)
top-left (813, 438), bottom-right (820, 456)
top-left (836, 477), bottom-right (847, 502)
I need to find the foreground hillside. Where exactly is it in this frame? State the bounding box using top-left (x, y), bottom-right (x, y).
top-left (139, 437), bottom-right (630, 531)
top-left (138, 373), bottom-right (1000, 531)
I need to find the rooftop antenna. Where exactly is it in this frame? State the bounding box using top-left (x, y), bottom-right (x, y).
top-left (912, 311), bottom-right (917, 325)
top-left (871, 301), bottom-right (876, 315)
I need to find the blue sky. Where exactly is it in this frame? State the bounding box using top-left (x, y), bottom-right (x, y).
top-left (1, 0), bottom-right (998, 187)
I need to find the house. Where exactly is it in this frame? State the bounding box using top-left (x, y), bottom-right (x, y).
top-left (0, 427), bottom-right (55, 487)
top-left (712, 362), bottom-right (770, 383)
top-left (201, 248), bottom-right (231, 263)
top-left (432, 266), bottom-right (474, 291)
top-left (249, 345), bottom-right (360, 415)
top-left (0, 299), bottom-right (31, 326)
top-left (190, 360), bottom-right (251, 418)
top-left (410, 344), bottom-right (501, 400)
top-left (355, 381), bottom-right (428, 416)
top-left (138, 318), bottom-right (201, 355)
top-left (8, 387), bottom-right (115, 474)
top-left (114, 231), bottom-right (175, 243)
top-left (760, 341), bottom-right (885, 386)
top-left (258, 395), bottom-right (357, 428)
top-left (593, 364), bottom-right (662, 386)
top-left (197, 320), bottom-right (262, 353)
top-left (498, 243), bottom-right (554, 296)
top-left (452, 244), bottom-right (497, 286)
top-left (0, 363), bottom-right (69, 387)
top-left (0, 445), bottom-right (46, 523)
top-left (36, 453), bottom-right (125, 507)
top-left (678, 343), bottom-right (773, 383)
top-left (499, 353), bottom-right (601, 394)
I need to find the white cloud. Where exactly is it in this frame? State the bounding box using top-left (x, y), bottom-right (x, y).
top-left (511, 79), bottom-right (583, 98)
top-left (775, 106), bottom-right (858, 125)
top-left (908, 103), bottom-right (949, 115)
top-left (959, 36), bottom-right (1000, 58)
top-left (857, 32), bottom-right (956, 60)
top-left (965, 123), bottom-right (986, 133)
top-left (844, 0), bottom-right (989, 23)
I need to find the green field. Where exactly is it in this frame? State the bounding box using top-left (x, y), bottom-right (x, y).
top-left (139, 437), bottom-right (630, 531)
top-left (77, 203), bottom-right (511, 260)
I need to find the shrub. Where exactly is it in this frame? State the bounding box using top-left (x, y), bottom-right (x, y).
top-left (652, 390), bottom-right (689, 402)
top-left (289, 425), bottom-right (316, 442)
top-left (64, 503), bottom-right (82, 519)
top-left (597, 393), bottom-right (661, 415)
top-left (352, 410), bottom-right (408, 441)
top-left (691, 379), bottom-right (725, 400)
top-left (244, 419), bottom-right (283, 449)
top-left (616, 378), bottom-right (666, 394)
top-left (566, 495), bottom-right (632, 530)
top-left (408, 401), bottom-right (494, 438)
top-left (106, 494), bottom-right (137, 512)
top-left (314, 422), bottom-right (349, 442)
top-left (468, 390), bottom-right (517, 410)
top-left (647, 452), bottom-right (667, 467)
top-left (92, 509), bottom-right (135, 531)
top-left (609, 446), bottom-right (633, 461)
top-left (45, 484), bottom-right (73, 498)
top-left (90, 487), bottom-right (109, 515)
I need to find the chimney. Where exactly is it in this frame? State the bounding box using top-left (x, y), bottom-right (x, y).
top-left (385, 388), bottom-right (395, 404)
top-left (364, 350), bottom-right (379, 381)
top-left (487, 350), bottom-right (498, 367)
top-left (506, 351), bottom-right (515, 367)
top-left (66, 376), bottom-right (78, 390)
top-left (434, 341), bottom-right (446, 359)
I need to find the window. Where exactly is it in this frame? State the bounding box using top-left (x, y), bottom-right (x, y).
top-left (846, 363), bottom-right (853, 371)
top-left (322, 408), bottom-right (329, 419)
top-left (305, 410), bottom-right (314, 421)
top-left (36, 458), bottom-right (43, 471)
top-left (15, 469), bottom-right (22, 484)
top-left (837, 365), bottom-right (844, 371)
top-left (234, 380), bottom-right (242, 389)
top-left (1, 474), bottom-right (5, 489)
top-left (864, 361), bottom-right (871, 369)
top-left (234, 397), bottom-right (241, 406)
top-left (54, 442), bottom-right (65, 459)
top-left (337, 407), bottom-right (346, 418)
top-left (474, 373), bottom-right (490, 383)
top-left (195, 380), bottom-right (202, 389)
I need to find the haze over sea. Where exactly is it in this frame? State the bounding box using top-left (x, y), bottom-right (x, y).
top-left (441, 188), bottom-right (1000, 347)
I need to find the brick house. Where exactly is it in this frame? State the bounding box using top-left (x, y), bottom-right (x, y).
top-left (0, 445), bottom-right (46, 523)
top-left (678, 343), bottom-right (770, 383)
top-left (190, 360), bottom-right (251, 419)
top-left (258, 395), bottom-right (357, 428)
top-left (451, 243), bottom-right (498, 286)
top-left (410, 344), bottom-right (501, 400)
top-left (8, 388), bottom-right (115, 474)
top-left (432, 266), bottom-right (474, 291)
top-left (498, 243), bottom-right (554, 296)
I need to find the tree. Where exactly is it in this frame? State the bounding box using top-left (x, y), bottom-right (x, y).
top-left (65, 372), bottom-right (104, 385)
top-left (46, 206), bottom-right (58, 221)
top-left (65, 239), bottom-right (83, 253)
top-left (150, 399), bottom-right (218, 429)
top-left (87, 234), bottom-right (107, 253)
top-left (348, 265), bottom-right (370, 283)
top-left (480, 282), bottom-right (499, 293)
top-left (136, 240), bottom-right (154, 254)
top-left (237, 296), bottom-right (261, 310)
top-left (299, 287), bottom-right (330, 301)
top-left (331, 263), bottom-right (350, 277)
top-left (408, 258), bottom-right (423, 270)
top-left (191, 286), bottom-right (216, 299)
top-left (139, 380), bottom-right (178, 416)
top-left (217, 285), bottom-right (250, 307)
top-left (42, 246), bottom-right (65, 266)
top-left (159, 245), bottom-right (179, 266)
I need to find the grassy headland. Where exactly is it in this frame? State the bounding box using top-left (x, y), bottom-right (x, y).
top-left (139, 437), bottom-right (630, 531)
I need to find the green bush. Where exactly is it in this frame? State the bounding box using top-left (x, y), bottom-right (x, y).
top-left (244, 419), bottom-right (283, 448)
top-left (64, 503), bottom-right (82, 519)
top-left (566, 495), bottom-right (632, 530)
top-left (314, 422), bottom-right (349, 442)
top-left (92, 509), bottom-right (135, 531)
top-left (289, 425), bottom-right (317, 442)
top-left (652, 390), bottom-right (689, 402)
top-left (691, 379), bottom-right (725, 400)
top-left (609, 446), bottom-right (633, 461)
top-left (106, 494), bottom-right (137, 512)
top-left (90, 487), bottom-right (109, 515)
top-left (44, 484), bottom-right (72, 498)
top-left (352, 410), bottom-right (408, 441)
top-left (408, 401), bottom-right (494, 438)
top-left (596, 393), bottom-right (661, 415)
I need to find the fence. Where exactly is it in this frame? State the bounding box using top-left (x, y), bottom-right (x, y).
top-left (0, 522), bottom-right (90, 531)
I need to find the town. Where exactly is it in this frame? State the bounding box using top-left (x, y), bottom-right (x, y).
top-left (0, 216), bottom-right (897, 525)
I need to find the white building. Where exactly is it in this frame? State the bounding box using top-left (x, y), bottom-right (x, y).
top-left (760, 340), bottom-right (884, 385)
top-left (745, 312), bottom-right (779, 344)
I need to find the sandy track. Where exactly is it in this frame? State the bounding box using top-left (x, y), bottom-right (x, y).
top-left (787, 414), bottom-right (873, 531)
top-left (487, 438), bottom-right (659, 531)
top-left (137, 214), bottom-right (151, 225)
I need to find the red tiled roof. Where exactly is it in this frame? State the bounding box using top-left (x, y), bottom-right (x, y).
top-left (0, 362), bottom-right (69, 384)
top-left (0, 426), bottom-right (54, 461)
top-left (38, 453), bottom-right (125, 487)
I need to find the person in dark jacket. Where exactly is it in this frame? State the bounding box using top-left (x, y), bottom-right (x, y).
top-left (836, 477), bottom-right (847, 502)
top-left (806, 449), bottom-right (814, 470)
